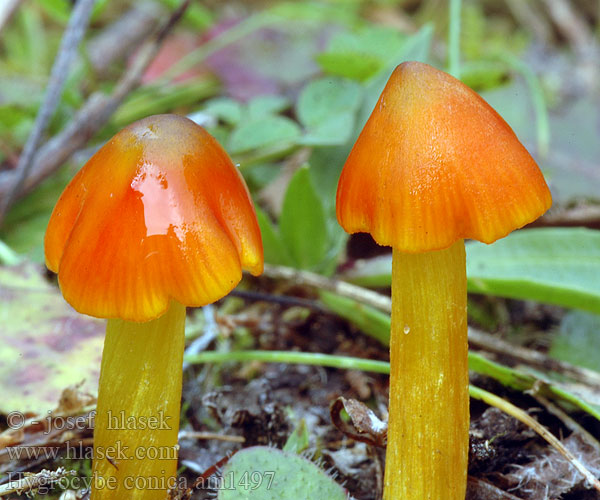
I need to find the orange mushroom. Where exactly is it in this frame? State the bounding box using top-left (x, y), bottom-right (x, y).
top-left (45, 114), bottom-right (263, 500)
top-left (336, 62), bottom-right (551, 499)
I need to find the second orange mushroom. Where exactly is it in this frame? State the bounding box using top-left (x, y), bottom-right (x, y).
top-left (337, 61), bottom-right (551, 499)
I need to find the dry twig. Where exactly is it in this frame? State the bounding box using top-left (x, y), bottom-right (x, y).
top-left (537, 205), bottom-right (600, 229)
top-left (468, 328), bottom-right (600, 388)
top-left (532, 392), bottom-right (600, 453)
top-left (261, 264), bottom-right (393, 313)
top-left (87, 2), bottom-right (165, 76)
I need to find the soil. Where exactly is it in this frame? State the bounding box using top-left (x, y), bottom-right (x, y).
top-left (172, 282), bottom-right (600, 500)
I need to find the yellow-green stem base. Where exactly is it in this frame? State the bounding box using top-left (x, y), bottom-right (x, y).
top-left (91, 301), bottom-right (186, 500)
top-left (385, 241), bottom-right (468, 500)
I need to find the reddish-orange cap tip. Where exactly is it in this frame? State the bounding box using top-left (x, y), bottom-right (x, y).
top-left (336, 61), bottom-right (552, 253)
top-left (45, 114), bottom-right (263, 322)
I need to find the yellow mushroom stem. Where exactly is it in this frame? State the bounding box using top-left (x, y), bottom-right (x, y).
top-left (385, 240), bottom-right (469, 500)
top-left (91, 301), bottom-right (186, 500)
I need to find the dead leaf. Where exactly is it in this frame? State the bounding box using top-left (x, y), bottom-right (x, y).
top-left (330, 397), bottom-right (387, 447)
top-left (0, 262), bottom-right (104, 414)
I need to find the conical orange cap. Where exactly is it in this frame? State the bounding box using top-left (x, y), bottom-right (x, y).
top-left (336, 61), bottom-right (552, 252)
top-left (45, 114), bottom-right (263, 322)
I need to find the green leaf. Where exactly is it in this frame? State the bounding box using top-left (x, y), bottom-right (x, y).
top-left (318, 224), bottom-right (347, 277)
top-left (297, 78), bottom-right (363, 128)
top-left (218, 446), bottom-right (347, 500)
top-left (0, 103), bottom-right (36, 148)
top-left (307, 145), bottom-right (351, 214)
top-left (467, 228), bottom-right (600, 314)
top-left (158, 0), bottom-right (214, 30)
top-left (549, 311), bottom-right (600, 371)
top-left (244, 163), bottom-right (281, 191)
top-left (297, 78), bottom-right (362, 145)
top-left (279, 166), bottom-right (328, 270)
top-left (300, 113), bottom-right (355, 146)
top-left (90, 0), bottom-right (111, 21)
top-left (269, 1), bottom-right (358, 24)
top-left (247, 95), bottom-right (291, 120)
top-left (317, 26), bottom-right (407, 81)
top-left (111, 78), bottom-right (219, 129)
top-left (255, 206), bottom-right (294, 267)
top-left (37, 0), bottom-right (71, 24)
top-left (20, 5), bottom-right (48, 71)
top-left (229, 116), bottom-right (301, 154)
top-left (342, 228), bottom-right (600, 314)
top-left (202, 97), bottom-right (243, 126)
top-left (317, 52), bottom-right (383, 82)
top-left (460, 60), bottom-right (507, 91)
top-left (0, 240), bottom-right (22, 266)
top-left (396, 23), bottom-right (434, 63)
top-left (356, 24), bottom-right (433, 130)
top-left (283, 420), bottom-right (310, 454)
top-left (205, 125), bottom-right (230, 148)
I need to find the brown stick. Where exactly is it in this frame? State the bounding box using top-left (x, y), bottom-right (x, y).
top-left (468, 327), bottom-right (600, 388)
top-left (261, 263), bottom-right (393, 313)
top-left (87, 2), bottom-right (165, 76)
